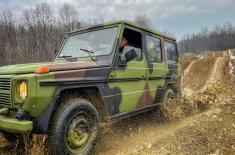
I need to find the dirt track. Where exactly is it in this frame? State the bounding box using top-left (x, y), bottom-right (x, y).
top-left (94, 100), bottom-right (235, 155)
top-left (1, 51), bottom-right (235, 155)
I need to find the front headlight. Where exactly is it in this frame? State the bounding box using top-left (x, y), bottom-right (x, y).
top-left (19, 81), bottom-right (27, 101)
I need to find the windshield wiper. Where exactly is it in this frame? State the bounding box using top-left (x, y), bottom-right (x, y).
top-left (80, 49), bottom-right (95, 61)
top-left (58, 55), bottom-right (72, 59)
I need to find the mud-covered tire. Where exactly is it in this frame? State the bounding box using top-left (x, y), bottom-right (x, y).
top-left (157, 88), bottom-right (180, 120)
top-left (47, 98), bottom-right (100, 155)
top-left (164, 88), bottom-right (176, 101)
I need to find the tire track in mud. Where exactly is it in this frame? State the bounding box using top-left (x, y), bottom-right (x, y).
top-left (201, 57), bottom-right (225, 92)
top-left (182, 57), bottom-right (216, 95)
top-left (181, 60), bottom-right (196, 92)
top-left (182, 56), bottom-right (229, 96)
top-left (183, 60), bottom-right (196, 77)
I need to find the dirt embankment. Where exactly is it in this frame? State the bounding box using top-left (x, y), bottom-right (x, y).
top-left (182, 56), bottom-right (216, 91)
top-left (180, 53), bottom-right (198, 71)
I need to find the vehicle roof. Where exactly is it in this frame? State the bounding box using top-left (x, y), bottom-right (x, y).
top-left (68, 20), bottom-right (176, 41)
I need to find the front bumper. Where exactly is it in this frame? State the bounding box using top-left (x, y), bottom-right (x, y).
top-left (0, 108), bottom-right (32, 134)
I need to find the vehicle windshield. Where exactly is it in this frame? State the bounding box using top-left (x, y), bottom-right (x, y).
top-left (58, 27), bottom-right (118, 59)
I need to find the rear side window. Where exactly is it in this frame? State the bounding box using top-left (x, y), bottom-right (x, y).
top-left (146, 35), bottom-right (162, 63)
top-left (165, 41), bottom-right (178, 64)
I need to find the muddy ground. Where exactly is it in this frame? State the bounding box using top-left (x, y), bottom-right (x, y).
top-left (1, 50), bottom-right (235, 155)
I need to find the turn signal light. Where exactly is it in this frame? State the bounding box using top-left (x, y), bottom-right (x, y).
top-left (35, 66), bottom-right (49, 74)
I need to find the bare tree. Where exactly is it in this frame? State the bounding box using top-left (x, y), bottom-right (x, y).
top-left (80, 15), bottom-right (105, 29)
top-left (59, 3), bottom-right (80, 31)
top-left (0, 10), bottom-right (17, 65)
top-left (134, 15), bottom-right (152, 28)
top-left (178, 22), bottom-right (235, 54)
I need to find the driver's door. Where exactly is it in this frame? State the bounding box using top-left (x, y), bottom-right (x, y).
top-left (114, 26), bottom-right (148, 114)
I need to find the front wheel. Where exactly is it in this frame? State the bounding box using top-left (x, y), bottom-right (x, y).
top-left (47, 98), bottom-right (100, 155)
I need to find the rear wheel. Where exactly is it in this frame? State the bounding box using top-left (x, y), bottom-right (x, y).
top-left (164, 88), bottom-right (176, 101)
top-left (47, 98), bottom-right (100, 155)
top-left (157, 88), bottom-right (180, 120)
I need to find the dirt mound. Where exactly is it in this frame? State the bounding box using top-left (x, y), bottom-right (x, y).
top-left (207, 51), bottom-right (229, 57)
top-left (182, 56), bottom-right (216, 91)
top-left (180, 53), bottom-right (198, 71)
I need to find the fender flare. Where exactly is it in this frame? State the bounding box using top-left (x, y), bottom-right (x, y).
top-left (33, 85), bottom-right (105, 134)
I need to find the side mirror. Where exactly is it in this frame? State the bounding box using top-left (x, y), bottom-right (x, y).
top-left (118, 59), bottom-right (127, 67)
top-left (125, 49), bottom-right (138, 62)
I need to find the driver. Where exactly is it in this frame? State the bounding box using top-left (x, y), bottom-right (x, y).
top-left (119, 36), bottom-right (128, 60)
top-left (120, 36), bottom-right (128, 49)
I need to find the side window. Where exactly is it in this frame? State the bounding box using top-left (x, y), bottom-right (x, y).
top-left (146, 35), bottom-right (162, 63)
top-left (119, 28), bottom-right (142, 62)
top-left (165, 41), bottom-right (178, 64)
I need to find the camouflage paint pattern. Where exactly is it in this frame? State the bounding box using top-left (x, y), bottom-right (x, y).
top-left (0, 20), bottom-right (181, 133)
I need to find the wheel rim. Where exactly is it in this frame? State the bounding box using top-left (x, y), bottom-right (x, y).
top-left (66, 111), bottom-right (95, 152)
top-left (165, 89), bottom-right (175, 100)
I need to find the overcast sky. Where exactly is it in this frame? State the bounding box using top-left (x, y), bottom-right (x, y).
top-left (0, 0), bottom-right (235, 39)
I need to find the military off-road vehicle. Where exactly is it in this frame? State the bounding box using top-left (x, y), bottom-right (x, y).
top-left (0, 21), bottom-right (181, 154)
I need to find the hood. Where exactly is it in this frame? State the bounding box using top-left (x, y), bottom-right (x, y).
top-left (0, 61), bottom-right (105, 75)
top-left (0, 63), bottom-right (52, 75)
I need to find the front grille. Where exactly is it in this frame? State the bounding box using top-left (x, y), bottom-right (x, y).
top-left (0, 78), bottom-right (11, 107)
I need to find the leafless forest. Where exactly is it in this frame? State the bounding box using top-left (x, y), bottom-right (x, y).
top-left (0, 2), bottom-right (155, 66)
top-left (1, 2), bottom-right (235, 67)
top-left (0, 2), bottom-right (106, 66)
top-left (178, 23), bottom-right (235, 54)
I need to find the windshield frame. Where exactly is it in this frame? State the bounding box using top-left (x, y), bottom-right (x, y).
top-left (55, 25), bottom-right (119, 61)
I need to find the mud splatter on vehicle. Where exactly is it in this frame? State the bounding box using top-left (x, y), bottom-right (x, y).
top-left (0, 21), bottom-right (180, 154)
